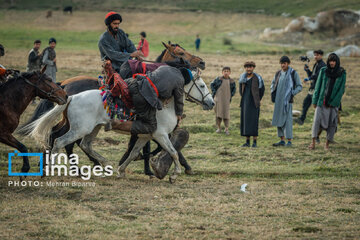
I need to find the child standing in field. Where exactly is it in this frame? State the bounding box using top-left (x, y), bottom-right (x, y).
top-left (210, 66), bottom-right (236, 135)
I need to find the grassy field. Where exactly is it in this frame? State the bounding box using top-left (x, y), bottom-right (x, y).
top-left (0, 9), bottom-right (360, 240)
top-left (3, 0), bottom-right (360, 16)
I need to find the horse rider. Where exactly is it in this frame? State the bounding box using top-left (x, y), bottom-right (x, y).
top-left (111, 65), bottom-right (193, 135)
top-left (98, 11), bottom-right (144, 73)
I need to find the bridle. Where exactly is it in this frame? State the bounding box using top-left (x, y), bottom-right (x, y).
top-left (19, 72), bottom-right (65, 103)
top-left (184, 68), bottom-right (211, 106)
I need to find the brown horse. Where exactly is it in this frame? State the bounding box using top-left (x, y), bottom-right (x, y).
top-left (0, 69), bottom-right (67, 176)
top-left (59, 41), bottom-right (205, 85)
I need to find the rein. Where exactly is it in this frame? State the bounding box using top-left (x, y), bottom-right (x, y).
top-left (19, 73), bottom-right (64, 103)
top-left (184, 69), bottom-right (210, 106)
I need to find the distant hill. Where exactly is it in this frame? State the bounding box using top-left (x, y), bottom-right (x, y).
top-left (3, 0), bottom-right (360, 17)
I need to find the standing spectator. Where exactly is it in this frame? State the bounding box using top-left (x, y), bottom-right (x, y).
top-left (137, 31), bottom-right (149, 58)
top-left (27, 40), bottom-right (42, 72)
top-left (210, 66), bottom-right (236, 135)
top-left (309, 53), bottom-right (346, 150)
top-left (42, 38), bottom-right (57, 82)
top-left (195, 34), bottom-right (201, 51)
top-left (239, 61), bottom-right (265, 147)
top-left (295, 50), bottom-right (326, 125)
top-left (271, 56), bottom-right (302, 147)
top-left (27, 40), bottom-right (42, 104)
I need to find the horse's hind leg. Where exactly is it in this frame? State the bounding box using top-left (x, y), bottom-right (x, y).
top-left (117, 137), bottom-right (151, 178)
top-left (153, 134), bottom-right (181, 184)
top-left (52, 128), bottom-right (87, 153)
top-left (78, 125), bottom-right (109, 166)
top-left (143, 141), bottom-right (154, 177)
top-left (75, 139), bottom-right (101, 166)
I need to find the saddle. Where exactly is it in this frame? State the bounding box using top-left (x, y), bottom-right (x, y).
top-left (101, 60), bottom-right (134, 121)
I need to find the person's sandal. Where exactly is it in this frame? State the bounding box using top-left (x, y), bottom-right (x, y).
top-left (308, 143), bottom-right (315, 150)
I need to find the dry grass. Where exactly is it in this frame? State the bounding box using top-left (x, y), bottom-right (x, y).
top-left (1, 10), bottom-right (360, 240)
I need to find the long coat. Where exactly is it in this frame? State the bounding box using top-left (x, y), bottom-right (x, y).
top-left (98, 29), bottom-right (137, 72)
top-left (271, 68), bottom-right (302, 127)
top-left (240, 74), bottom-right (265, 136)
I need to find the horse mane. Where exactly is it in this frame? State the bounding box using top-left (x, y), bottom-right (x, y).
top-left (1, 71), bottom-right (37, 89)
top-left (155, 49), bottom-right (167, 62)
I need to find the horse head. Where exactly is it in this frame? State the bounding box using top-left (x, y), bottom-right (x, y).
top-left (161, 41), bottom-right (206, 70)
top-left (184, 69), bottom-right (214, 110)
top-left (24, 70), bottom-right (68, 105)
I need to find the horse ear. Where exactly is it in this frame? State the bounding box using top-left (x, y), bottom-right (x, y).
top-left (162, 42), bottom-right (169, 49)
top-left (41, 65), bottom-right (47, 74)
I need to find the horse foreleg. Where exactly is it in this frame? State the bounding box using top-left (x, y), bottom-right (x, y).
top-left (117, 137), bottom-right (150, 178)
top-left (153, 134), bottom-right (181, 184)
top-left (78, 125), bottom-right (109, 167)
top-left (1, 134), bottom-right (30, 180)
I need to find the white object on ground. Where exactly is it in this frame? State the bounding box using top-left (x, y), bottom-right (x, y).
top-left (240, 183), bottom-right (248, 193)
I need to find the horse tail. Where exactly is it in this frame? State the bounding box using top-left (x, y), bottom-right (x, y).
top-left (19, 96), bottom-right (73, 148)
top-left (17, 99), bottom-right (55, 136)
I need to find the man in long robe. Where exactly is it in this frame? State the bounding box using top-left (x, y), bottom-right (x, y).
top-left (271, 56), bottom-right (302, 147)
top-left (239, 61), bottom-right (265, 147)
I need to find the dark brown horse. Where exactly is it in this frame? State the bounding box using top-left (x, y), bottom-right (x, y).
top-left (0, 69), bottom-right (68, 176)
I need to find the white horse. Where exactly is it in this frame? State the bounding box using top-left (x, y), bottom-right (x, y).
top-left (24, 70), bottom-right (214, 183)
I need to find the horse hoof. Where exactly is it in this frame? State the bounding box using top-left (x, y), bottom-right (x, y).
top-left (169, 176), bottom-right (177, 184)
top-left (149, 175), bottom-right (155, 179)
top-left (117, 171), bottom-right (126, 179)
top-left (185, 169), bottom-right (195, 175)
top-left (19, 176), bottom-right (26, 182)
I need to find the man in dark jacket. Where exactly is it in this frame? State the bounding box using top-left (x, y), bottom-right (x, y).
top-left (27, 40), bottom-right (42, 72)
top-left (112, 65), bottom-right (192, 135)
top-left (295, 50), bottom-right (326, 125)
top-left (98, 11), bottom-right (143, 72)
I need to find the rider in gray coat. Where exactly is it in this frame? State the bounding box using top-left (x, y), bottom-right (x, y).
top-left (112, 65), bottom-right (193, 135)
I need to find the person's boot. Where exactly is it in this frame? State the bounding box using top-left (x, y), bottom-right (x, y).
top-left (295, 118), bottom-right (304, 125)
top-left (242, 139), bottom-right (250, 147)
top-left (273, 140), bottom-right (285, 147)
